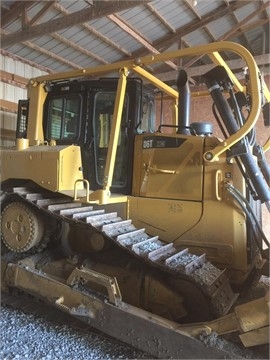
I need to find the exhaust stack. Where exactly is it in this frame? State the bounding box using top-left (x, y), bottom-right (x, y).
top-left (176, 69), bottom-right (191, 134)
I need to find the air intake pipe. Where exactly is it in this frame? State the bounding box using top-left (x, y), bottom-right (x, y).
top-left (176, 69), bottom-right (190, 134)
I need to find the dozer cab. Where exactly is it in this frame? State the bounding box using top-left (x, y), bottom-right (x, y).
top-left (1, 41), bottom-right (270, 358)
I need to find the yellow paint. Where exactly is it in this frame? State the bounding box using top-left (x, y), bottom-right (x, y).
top-left (1, 145), bottom-right (83, 192)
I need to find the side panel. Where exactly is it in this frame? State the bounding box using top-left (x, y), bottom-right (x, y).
top-left (131, 134), bottom-right (250, 284)
top-left (58, 146), bottom-right (84, 190)
top-left (132, 134), bottom-right (204, 201)
top-left (179, 136), bottom-right (249, 281)
top-left (130, 133), bottom-right (204, 239)
top-left (128, 197), bottom-right (203, 241)
top-left (1, 145), bottom-right (83, 192)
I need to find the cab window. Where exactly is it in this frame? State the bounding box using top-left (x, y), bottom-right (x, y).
top-left (137, 96), bottom-right (155, 133)
top-left (47, 95), bottom-right (81, 140)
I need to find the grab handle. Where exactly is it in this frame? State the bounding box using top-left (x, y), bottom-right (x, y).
top-left (146, 164), bottom-right (178, 175)
top-left (215, 170), bottom-right (222, 201)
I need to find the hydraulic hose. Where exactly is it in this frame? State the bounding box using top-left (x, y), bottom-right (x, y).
top-left (204, 68), bottom-right (270, 204)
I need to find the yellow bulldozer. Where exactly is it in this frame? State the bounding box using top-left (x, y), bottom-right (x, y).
top-left (1, 41), bottom-right (269, 358)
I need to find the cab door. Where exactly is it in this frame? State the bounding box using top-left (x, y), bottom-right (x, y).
top-left (83, 79), bottom-right (155, 195)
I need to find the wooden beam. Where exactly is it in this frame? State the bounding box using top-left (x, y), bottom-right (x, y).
top-left (133, 1), bottom-right (252, 57)
top-left (53, 2), bottom-right (131, 57)
top-left (184, 0), bottom-right (202, 20)
top-left (51, 33), bottom-right (108, 65)
top-left (155, 53), bottom-right (270, 83)
top-left (221, 1), bottom-right (270, 41)
top-left (0, 49), bottom-right (52, 74)
top-left (224, 0), bottom-right (251, 51)
top-left (183, 1), bottom-right (270, 69)
top-left (230, 19), bottom-right (269, 40)
top-left (0, 70), bottom-right (28, 88)
top-left (145, 3), bottom-right (175, 34)
top-left (22, 39), bottom-right (82, 70)
top-left (0, 99), bottom-right (18, 113)
top-left (1, 29), bottom-right (82, 70)
top-left (1, 1), bottom-right (35, 27)
top-left (27, 1), bottom-right (56, 26)
top-left (108, 14), bottom-right (178, 70)
top-left (1, 1), bottom-right (151, 48)
top-left (0, 128), bottom-right (16, 141)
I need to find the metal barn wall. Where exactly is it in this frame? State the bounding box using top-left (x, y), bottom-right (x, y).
top-left (0, 52), bottom-right (48, 146)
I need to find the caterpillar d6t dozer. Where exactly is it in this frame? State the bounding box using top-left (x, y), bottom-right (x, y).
top-left (1, 41), bottom-right (270, 358)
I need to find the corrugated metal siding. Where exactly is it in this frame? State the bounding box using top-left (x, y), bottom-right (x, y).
top-left (1, 53), bottom-right (48, 78)
top-left (0, 53), bottom-right (49, 146)
top-left (0, 111), bottom-right (17, 146)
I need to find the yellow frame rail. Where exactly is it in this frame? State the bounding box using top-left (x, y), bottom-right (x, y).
top-left (104, 68), bottom-right (128, 193)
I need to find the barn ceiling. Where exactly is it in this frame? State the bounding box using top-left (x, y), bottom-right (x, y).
top-left (1, 0), bottom-right (270, 84)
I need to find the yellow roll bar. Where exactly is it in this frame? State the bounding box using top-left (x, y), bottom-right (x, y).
top-left (30, 41), bottom-right (269, 160)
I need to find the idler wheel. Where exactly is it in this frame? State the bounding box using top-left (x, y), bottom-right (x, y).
top-left (1, 201), bottom-right (44, 252)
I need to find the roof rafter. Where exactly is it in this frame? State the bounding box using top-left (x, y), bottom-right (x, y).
top-left (1, 1), bottom-right (36, 27)
top-left (51, 32), bottom-right (108, 65)
top-left (22, 39), bottom-right (82, 70)
top-left (1, 28), bottom-right (82, 71)
top-left (108, 13), bottom-right (178, 70)
top-left (1, 0), bottom-right (151, 48)
top-left (261, 0), bottom-right (270, 22)
top-left (184, 0), bottom-right (201, 18)
top-left (231, 18), bottom-right (269, 39)
top-left (156, 53), bottom-right (270, 83)
top-left (224, 0), bottom-right (251, 51)
top-left (183, 1), bottom-right (270, 69)
top-left (145, 3), bottom-right (175, 34)
top-left (24, 1), bottom-right (56, 27)
top-left (2, 2), bottom-right (110, 70)
top-left (0, 0), bottom-right (268, 79)
top-left (133, 0), bottom-right (252, 57)
top-left (53, 2), bottom-right (132, 57)
top-left (217, 0), bottom-right (269, 46)
top-left (184, 0), bottom-right (216, 42)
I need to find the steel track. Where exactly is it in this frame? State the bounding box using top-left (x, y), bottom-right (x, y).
top-left (2, 185), bottom-right (238, 318)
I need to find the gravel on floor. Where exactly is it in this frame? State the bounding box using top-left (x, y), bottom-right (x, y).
top-left (0, 304), bottom-right (151, 360)
top-left (1, 277), bottom-right (269, 360)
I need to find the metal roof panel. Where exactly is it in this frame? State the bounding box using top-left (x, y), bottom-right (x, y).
top-left (1, 0), bottom-right (268, 76)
